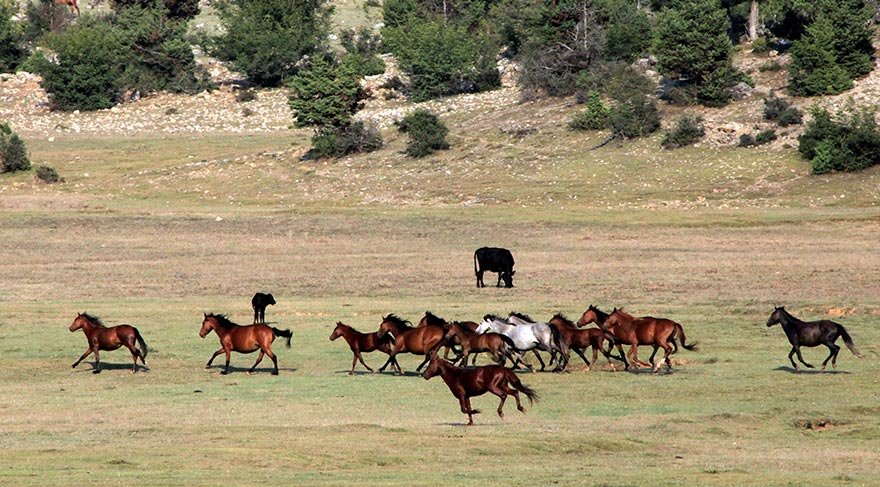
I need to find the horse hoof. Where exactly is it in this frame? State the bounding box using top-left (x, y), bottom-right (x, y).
top-left (220, 370), bottom-right (229, 375)
top-left (271, 371), bottom-right (279, 376)
top-left (92, 369), bottom-right (101, 374)
top-left (71, 364), bottom-right (77, 368)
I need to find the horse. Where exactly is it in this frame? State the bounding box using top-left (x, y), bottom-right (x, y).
top-left (55, 0), bottom-right (79, 15)
top-left (251, 292), bottom-right (275, 324)
top-left (766, 306), bottom-right (862, 371)
top-left (477, 313), bottom-right (569, 372)
top-left (576, 304), bottom-right (677, 369)
top-left (69, 313), bottom-right (148, 374)
top-left (422, 355), bottom-right (538, 426)
top-left (199, 313), bottom-right (292, 375)
top-left (601, 308), bottom-right (697, 372)
top-left (442, 321), bottom-right (523, 368)
top-left (418, 311), bottom-right (479, 359)
top-left (376, 314), bottom-right (445, 374)
top-left (330, 321), bottom-right (399, 375)
top-left (548, 313), bottom-right (626, 370)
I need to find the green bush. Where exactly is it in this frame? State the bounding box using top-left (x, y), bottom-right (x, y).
top-left (604, 0), bottom-right (653, 62)
top-left (309, 121), bottom-right (383, 159)
top-left (661, 83), bottom-right (699, 107)
top-left (798, 106), bottom-right (880, 174)
top-left (396, 109), bottom-right (450, 158)
top-left (751, 37), bottom-right (770, 54)
top-left (788, 16), bottom-right (853, 96)
top-left (661, 114), bottom-right (704, 149)
top-left (211, 0), bottom-right (332, 87)
top-left (755, 129), bottom-right (777, 145)
top-left (777, 107), bottom-right (803, 127)
top-left (569, 91), bottom-right (609, 131)
top-left (763, 93), bottom-right (790, 120)
top-left (758, 60), bottom-right (782, 72)
top-left (339, 27), bottom-right (385, 78)
top-left (288, 56), bottom-right (363, 129)
top-left (111, 0), bottom-right (200, 20)
top-left (609, 96), bottom-right (661, 139)
top-left (35, 165), bottom-right (62, 183)
top-left (0, 0), bottom-right (25, 73)
top-left (23, 0), bottom-right (72, 45)
top-left (738, 133), bottom-right (756, 147)
top-left (0, 123), bottom-right (31, 173)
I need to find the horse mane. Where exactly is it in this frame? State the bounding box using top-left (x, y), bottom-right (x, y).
top-left (483, 313), bottom-right (506, 322)
top-left (509, 311), bottom-right (534, 322)
top-left (209, 313), bottom-right (239, 329)
top-left (423, 311), bottom-right (446, 324)
top-left (383, 314), bottom-right (411, 328)
top-left (552, 313), bottom-right (576, 327)
top-left (81, 313), bottom-right (105, 327)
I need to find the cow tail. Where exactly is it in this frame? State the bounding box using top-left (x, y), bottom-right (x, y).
top-left (272, 327), bottom-right (293, 348)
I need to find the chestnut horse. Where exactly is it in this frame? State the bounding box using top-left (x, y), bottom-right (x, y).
top-left (376, 314), bottom-right (444, 374)
top-left (548, 313), bottom-right (625, 370)
top-left (330, 321), bottom-right (399, 375)
top-left (69, 313), bottom-right (148, 374)
top-left (418, 311), bottom-right (478, 359)
top-left (56, 0), bottom-right (80, 15)
top-left (199, 313), bottom-right (292, 375)
top-left (602, 308), bottom-right (697, 372)
top-left (423, 355), bottom-right (538, 425)
top-left (442, 321), bottom-right (523, 368)
top-left (766, 306), bottom-right (862, 371)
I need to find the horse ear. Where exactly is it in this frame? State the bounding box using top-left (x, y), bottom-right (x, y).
top-left (204, 312), bottom-right (208, 318)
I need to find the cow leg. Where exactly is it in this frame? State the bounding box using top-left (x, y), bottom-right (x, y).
top-left (476, 270), bottom-right (484, 288)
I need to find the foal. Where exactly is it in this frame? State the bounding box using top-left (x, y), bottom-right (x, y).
top-left (548, 313), bottom-right (625, 370)
top-left (442, 321), bottom-right (522, 368)
top-left (766, 306), bottom-right (862, 371)
top-left (330, 321), bottom-right (398, 375)
top-left (69, 313), bottom-right (148, 373)
top-left (422, 356), bottom-right (538, 425)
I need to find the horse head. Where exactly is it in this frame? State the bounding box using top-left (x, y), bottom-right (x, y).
top-left (422, 353), bottom-right (444, 380)
top-left (199, 313), bottom-right (215, 338)
top-left (766, 306), bottom-right (785, 327)
top-left (329, 322), bottom-right (345, 341)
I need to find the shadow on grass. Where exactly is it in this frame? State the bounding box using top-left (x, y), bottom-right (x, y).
top-left (73, 362), bottom-right (151, 373)
top-left (772, 366), bottom-right (851, 375)
top-left (205, 365), bottom-right (298, 374)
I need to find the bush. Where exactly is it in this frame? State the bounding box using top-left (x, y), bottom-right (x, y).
top-left (288, 56), bottom-right (363, 129)
top-left (798, 106), bottom-right (880, 174)
top-left (339, 27), bottom-right (385, 78)
top-left (661, 83), bottom-right (699, 106)
top-left (211, 0), bottom-right (332, 87)
top-left (661, 114), bottom-right (704, 149)
top-left (111, 0), bottom-right (200, 20)
top-left (569, 91), bottom-right (609, 131)
top-left (35, 165), bottom-right (62, 183)
top-left (738, 133), bottom-right (756, 147)
top-left (396, 109), bottom-right (450, 158)
top-left (0, 123), bottom-right (31, 173)
top-left (788, 16), bottom-right (853, 96)
top-left (604, 0), bottom-right (653, 62)
top-left (758, 60), bottom-right (782, 72)
top-left (751, 37), bottom-right (770, 54)
top-left (609, 96), bottom-right (661, 139)
top-left (763, 94), bottom-right (790, 120)
top-left (755, 129), bottom-right (777, 145)
top-left (777, 107), bottom-right (803, 127)
top-left (236, 88), bottom-right (257, 102)
top-left (309, 121), bottom-right (383, 159)
top-left (0, 0), bottom-right (25, 73)
top-left (23, 0), bottom-right (72, 45)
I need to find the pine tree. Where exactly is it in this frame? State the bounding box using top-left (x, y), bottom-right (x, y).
top-left (788, 16), bottom-right (852, 96)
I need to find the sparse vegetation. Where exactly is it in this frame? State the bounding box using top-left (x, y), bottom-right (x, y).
top-left (34, 164), bottom-right (62, 182)
top-left (755, 128), bottom-right (778, 145)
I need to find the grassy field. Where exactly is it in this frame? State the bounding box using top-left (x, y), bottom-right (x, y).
top-left (2, 94), bottom-right (880, 486)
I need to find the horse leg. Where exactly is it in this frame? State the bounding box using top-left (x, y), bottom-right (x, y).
top-left (615, 344), bottom-right (629, 370)
top-left (458, 397), bottom-right (475, 425)
top-left (249, 350), bottom-right (265, 374)
top-left (787, 347), bottom-right (799, 371)
top-left (415, 355), bottom-right (431, 372)
top-left (821, 342), bottom-right (839, 370)
top-left (355, 351), bottom-right (374, 374)
top-left (493, 389), bottom-right (507, 419)
top-left (72, 348), bottom-right (93, 368)
top-left (531, 350), bottom-right (546, 371)
top-left (205, 348), bottom-right (224, 368)
top-left (377, 354), bottom-right (393, 373)
top-left (648, 345), bottom-right (659, 367)
top-left (92, 348), bottom-right (101, 374)
top-left (221, 349), bottom-right (232, 375)
top-left (573, 347), bottom-right (591, 370)
top-left (265, 349), bottom-right (279, 375)
top-left (125, 342), bottom-right (139, 373)
top-left (793, 346), bottom-right (814, 369)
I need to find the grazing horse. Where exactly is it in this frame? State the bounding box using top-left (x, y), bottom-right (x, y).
top-left (376, 314), bottom-right (445, 374)
top-left (766, 306), bottom-right (862, 371)
top-left (199, 313), bottom-right (292, 375)
top-left (56, 0), bottom-right (80, 15)
top-left (251, 292), bottom-right (275, 324)
top-left (477, 314), bottom-right (569, 371)
top-left (422, 355), bottom-right (538, 426)
top-left (601, 308), bottom-right (697, 372)
top-left (69, 313), bottom-right (148, 374)
top-left (548, 313), bottom-right (625, 370)
top-left (442, 321), bottom-right (523, 368)
top-left (330, 322), bottom-right (399, 375)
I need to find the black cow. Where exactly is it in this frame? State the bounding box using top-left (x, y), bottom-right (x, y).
top-left (474, 247), bottom-right (516, 288)
top-left (251, 292), bottom-right (276, 324)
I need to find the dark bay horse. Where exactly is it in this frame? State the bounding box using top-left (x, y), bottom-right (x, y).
top-left (602, 308), bottom-right (697, 372)
top-left (330, 321), bottom-right (399, 375)
top-left (69, 313), bottom-right (148, 373)
top-left (442, 321), bottom-right (522, 368)
top-left (423, 355), bottom-right (538, 425)
top-left (548, 313), bottom-right (625, 370)
top-left (377, 314), bottom-right (444, 374)
top-left (199, 313), bottom-right (292, 375)
top-left (418, 311), bottom-right (479, 358)
top-left (766, 306), bottom-right (862, 371)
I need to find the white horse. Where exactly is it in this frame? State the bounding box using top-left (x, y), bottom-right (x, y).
top-left (476, 313), bottom-right (569, 371)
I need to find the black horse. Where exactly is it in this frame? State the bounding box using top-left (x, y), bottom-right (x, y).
top-left (251, 292), bottom-right (276, 324)
top-left (766, 306), bottom-right (862, 371)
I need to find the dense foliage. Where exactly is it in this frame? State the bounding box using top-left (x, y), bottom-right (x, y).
top-left (0, 0), bottom-right (24, 73)
top-left (111, 0), bottom-right (200, 19)
top-left (661, 114), bottom-right (705, 149)
top-left (288, 56), bottom-right (363, 129)
top-left (569, 91), bottom-right (610, 131)
top-left (0, 123), bottom-right (30, 173)
top-left (798, 106), bottom-right (880, 174)
top-left (396, 109), bottom-right (450, 158)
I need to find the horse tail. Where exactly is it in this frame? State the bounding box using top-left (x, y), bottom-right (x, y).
top-left (135, 328), bottom-right (148, 360)
top-left (272, 327), bottom-right (293, 348)
top-left (674, 323), bottom-right (698, 352)
top-left (838, 325), bottom-right (863, 358)
top-left (549, 323), bottom-right (570, 359)
top-left (506, 370), bottom-right (539, 406)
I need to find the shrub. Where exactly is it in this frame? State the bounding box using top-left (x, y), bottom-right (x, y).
top-left (604, 0), bottom-right (653, 62)
top-left (0, 123), bottom-right (31, 173)
top-left (758, 60), bottom-right (782, 72)
top-left (777, 107), bottom-right (803, 127)
top-left (111, 0), bottom-right (201, 20)
top-left (755, 129), bottom-right (777, 145)
top-left (751, 37), bottom-right (770, 54)
top-left (798, 106), bottom-right (880, 174)
top-left (661, 83), bottom-right (699, 106)
top-left (661, 114), bottom-right (704, 149)
top-left (211, 0), bottom-right (332, 87)
top-left (236, 88), bottom-right (257, 102)
top-left (396, 109), bottom-right (449, 158)
top-left (569, 91), bottom-right (609, 131)
top-left (309, 121), bottom-right (383, 159)
top-left (788, 16), bottom-right (852, 96)
top-left (738, 133), bottom-right (756, 147)
top-left (35, 165), bottom-right (62, 183)
top-left (23, 0), bottom-right (72, 45)
top-left (609, 96), bottom-right (661, 139)
top-left (763, 94), bottom-right (790, 120)
top-left (0, 0), bottom-right (25, 73)
top-left (339, 27), bottom-right (385, 78)
top-left (288, 55), bottom-right (363, 129)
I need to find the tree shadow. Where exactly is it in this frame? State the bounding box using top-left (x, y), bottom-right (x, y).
top-left (772, 366), bottom-right (851, 375)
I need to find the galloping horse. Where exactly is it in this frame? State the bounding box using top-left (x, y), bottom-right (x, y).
top-left (199, 313), bottom-right (292, 375)
top-left (376, 314), bottom-right (445, 374)
top-left (477, 313), bottom-right (569, 371)
top-left (548, 313), bottom-right (625, 370)
top-left (766, 306), bottom-right (862, 371)
top-left (418, 311), bottom-right (479, 359)
top-left (69, 313), bottom-right (148, 374)
top-left (422, 355), bottom-right (539, 425)
top-left (330, 321), bottom-right (398, 375)
top-left (601, 308), bottom-right (697, 372)
top-left (442, 321), bottom-right (523, 368)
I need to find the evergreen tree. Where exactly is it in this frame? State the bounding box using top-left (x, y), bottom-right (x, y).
top-left (288, 56), bottom-right (362, 129)
top-left (823, 0), bottom-right (875, 79)
top-left (0, 123), bottom-right (31, 173)
top-left (0, 0), bottom-right (24, 73)
top-left (788, 16), bottom-right (852, 96)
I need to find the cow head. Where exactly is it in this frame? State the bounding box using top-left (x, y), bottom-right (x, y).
top-left (502, 270), bottom-right (515, 288)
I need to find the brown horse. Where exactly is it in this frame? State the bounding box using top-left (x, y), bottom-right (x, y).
top-left (69, 313), bottom-right (148, 374)
top-left (376, 314), bottom-right (444, 374)
top-left (442, 321), bottom-right (523, 368)
top-left (418, 311), bottom-right (479, 359)
top-left (199, 313), bottom-right (292, 375)
top-left (548, 313), bottom-right (625, 370)
top-left (422, 355), bottom-right (539, 425)
top-left (330, 321), bottom-right (399, 375)
top-left (602, 308), bottom-right (697, 372)
top-left (55, 0), bottom-right (80, 15)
